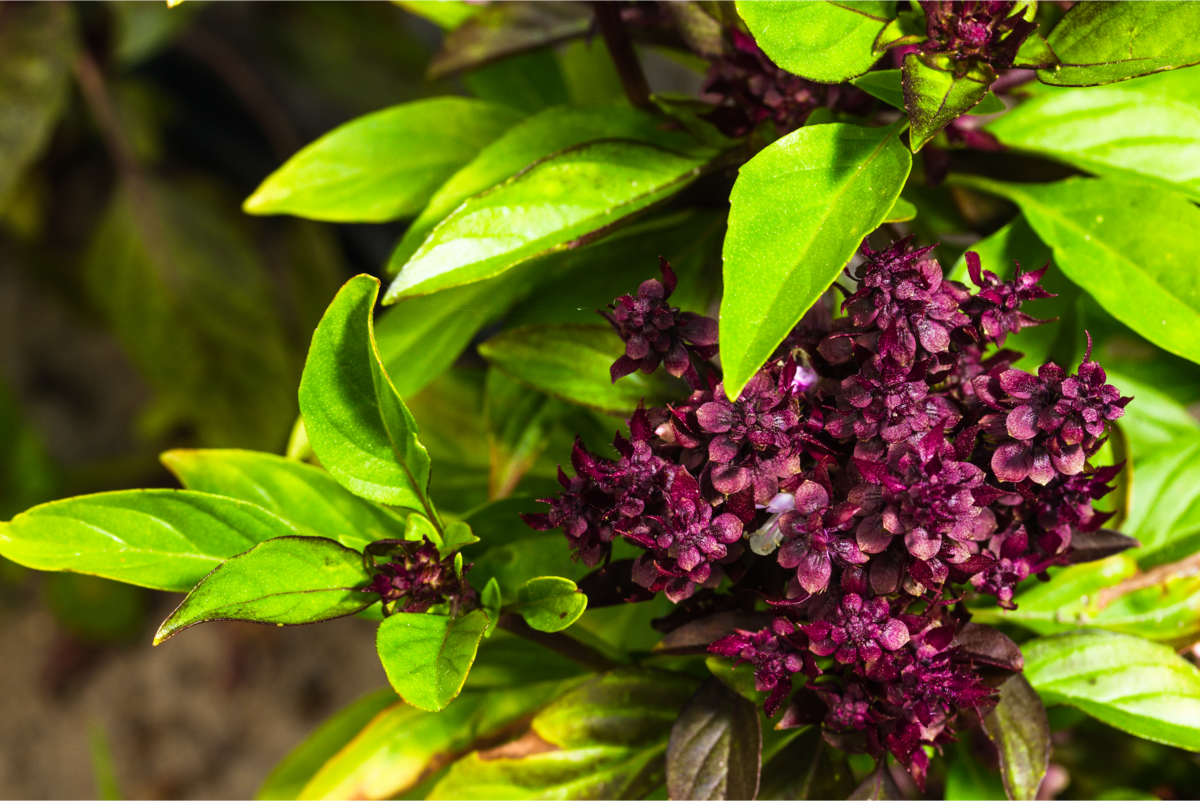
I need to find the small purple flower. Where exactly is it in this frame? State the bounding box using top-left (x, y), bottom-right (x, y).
top-left (918, 1), bottom-right (1038, 69)
top-left (696, 371), bottom-right (803, 503)
top-left (844, 237), bottom-right (968, 367)
top-left (523, 465), bottom-right (615, 568)
top-left (777, 482), bottom-right (866, 596)
top-left (960, 252), bottom-right (1053, 346)
top-left (803, 593), bottom-right (911, 664)
top-left (825, 356), bottom-right (960, 443)
top-left (366, 539), bottom-right (472, 614)
top-left (708, 616), bottom-right (818, 717)
top-left (602, 258), bottom-right (718, 389)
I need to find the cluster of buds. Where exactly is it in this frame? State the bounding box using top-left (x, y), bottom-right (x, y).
top-left (700, 27), bottom-right (872, 138)
top-left (527, 238), bottom-right (1133, 785)
top-left (364, 538), bottom-right (474, 615)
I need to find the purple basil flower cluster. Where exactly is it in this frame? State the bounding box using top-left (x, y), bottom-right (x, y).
top-left (918, 0), bottom-right (1037, 70)
top-left (365, 538), bottom-right (474, 615)
top-left (700, 28), bottom-right (872, 138)
top-left (526, 237), bottom-right (1133, 786)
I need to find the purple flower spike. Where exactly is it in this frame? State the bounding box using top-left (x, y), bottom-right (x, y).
top-left (602, 258), bottom-right (719, 390)
top-left (366, 539), bottom-right (473, 614)
top-left (960, 252), bottom-right (1054, 346)
top-left (918, 1), bottom-right (1039, 69)
top-left (708, 616), bottom-right (818, 717)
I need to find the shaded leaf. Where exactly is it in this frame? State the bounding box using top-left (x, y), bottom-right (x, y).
top-left (464, 50), bottom-right (570, 115)
top-left (666, 678), bottom-right (762, 801)
top-left (1023, 631), bottom-right (1200, 750)
top-left (469, 534), bottom-right (592, 606)
top-left (1039, 1), bottom-right (1200, 87)
top-left (954, 623), bottom-right (1025, 671)
top-left (1068, 529), bottom-right (1142, 563)
top-left (479, 324), bottom-right (687, 416)
top-left (951, 175), bottom-right (1200, 368)
top-left (427, 668), bottom-right (698, 800)
top-left (848, 761), bottom-right (902, 800)
top-left (903, 53), bottom-right (996, 152)
top-left (155, 536), bottom-right (373, 643)
top-left (376, 609), bottom-right (489, 712)
top-left (258, 688), bottom-right (398, 801)
top-left (299, 275), bottom-right (434, 513)
top-left (981, 673), bottom-right (1050, 800)
top-left (0, 2), bottom-right (74, 206)
top-left (736, 1), bottom-right (891, 83)
top-left (944, 741), bottom-right (1008, 801)
top-left (244, 98), bottom-right (524, 222)
top-left (161, 449), bottom-right (408, 551)
top-left (720, 121), bottom-right (910, 399)
top-left (486, 369), bottom-right (565, 500)
top-left (514, 576), bottom-right (588, 633)
top-left (1103, 370), bottom-right (1200, 460)
top-left (759, 727), bottom-right (856, 801)
top-left (654, 611), bottom-right (774, 656)
top-left (428, 1), bottom-right (592, 79)
top-left (1123, 431), bottom-right (1200, 567)
top-left (989, 70), bottom-right (1200, 202)
top-left (0, 490), bottom-right (301, 592)
top-left (85, 181), bottom-right (296, 450)
top-left (394, 1), bottom-right (482, 30)
top-left (384, 139), bottom-right (713, 302)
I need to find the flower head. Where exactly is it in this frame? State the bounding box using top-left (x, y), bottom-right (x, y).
top-left (709, 616), bottom-right (818, 717)
top-left (366, 539), bottom-right (472, 614)
top-left (918, 0), bottom-right (1038, 69)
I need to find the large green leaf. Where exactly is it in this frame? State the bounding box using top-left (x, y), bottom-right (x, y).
top-left (514, 576), bottom-right (588, 633)
top-left (735, 1), bottom-right (891, 83)
top-left (154, 536), bottom-right (373, 643)
top-left (949, 175), bottom-right (1200, 368)
top-left (427, 668), bottom-right (698, 800)
top-left (85, 181), bottom-right (297, 450)
top-left (388, 106), bottom-right (705, 275)
top-left (980, 673), bottom-right (1050, 801)
top-left (384, 139), bottom-right (713, 302)
top-left (297, 681), bottom-right (570, 800)
top-left (161, 449), bottom-right (408, 551)
top-left (0, 490), bottom-right (300, 592)
top-left (479, 324), bottom-right (687, 416)
top-left (903, 53), bottom-right (996, 152)
top-left (666, 678), bottom-right (761, 801)
top-left (989, 70), bottom-right (1200, 201)
top-left (1123, 432), bottom-right (1200, 568)
top-left (427, 1), bottom-right (592, 79)
top-left (1023, 631), bottom-right (1200, 750)
top-left (299, 275), bottom-right (434, 515)
top-left (0, 2), bottom-right (74, 207)
top-left (720, 121), bottom-right (911, 399)
top-left (376, 609), bottom-right (490, 712)
top-left (1039, 1), bottom-right (1200, 87)
top-left (243, 98), bottom-right (524, 222)
top-left (258, 688), bottom-right (398, 801)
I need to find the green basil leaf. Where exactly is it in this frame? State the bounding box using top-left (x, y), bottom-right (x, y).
top-left (883, 196), bottom-right (917, 224)
top-left (1023, 631), bottom-right (1200, 750)
top-left (388, 105), bottom-right (707, 275)
top-left (944, 742), bottom-right (1008, 801)
top-left (154, 536), bottom-right (373, 644)
top-left (1039, 1), bottom-right (1200, 87)
top-left (1013, 32), bottom-right (1060, 70)
top-left (736, 1), bottom-right (891, 83)
top-left (0, 490), bottom-right (300, 592)
top-left (903, 53), bottom-right (997, 152)
top-left (299, 275), bottom-right (434, 514)
top-left (1104, 371), bottom-right (1200, 460)
top-left (441, 521), bottom-right (481, 554)
top-left (486, 369), bottom-right (566, 499)
top-left (950, 175), bottom-right (1200, 368)
top-left (427, 668), bottom-right (698, 800)
top-left (161, 449), bottom-right (408, 551)
top-left (759, 727), bottom-right (856, 800)
top-left (980, 673), bottom-right (1050, 801)
top-left (464, 50), bottom-right (570, 115)
top-left (480, 323), bottom-right (687, 415)
top-left (395, 1), bottom-right (481, 29)
top-left (720, 121), bottom-right (911, 399)
top-left (989, 70), bottom-right (1200, 202)
top-left (1123, 432), bottom-right (1200, 567)
top-left (243, 98), bottom-right (524, 222)
top-left (384, 139), bottom-right (713, 302)
top-left (297, 682), bottom-right (569, 800)
top-left (258, 688), bottom-right (398, 801)
top-left (514, 576), bottom-right (588, 633)
top-left (666, 678), bottom-right (761, 801)
top-left (376, 609), bottom-right (489, 712)
top-left (427, 1), bottom-right (592, 79)
top-left (481, 577), bottom-right (502, 637)
top-left (0, 2), bottom-right (74, 206)
top-left (853, 68), bottom-right (1002, 117)
top-left (872, 11), bottom-right (927, 55)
